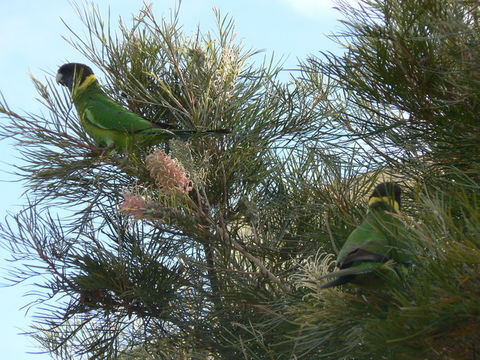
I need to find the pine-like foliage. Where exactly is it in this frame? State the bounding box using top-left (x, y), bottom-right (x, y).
top-left (0, 1), bottom-right (479, 359)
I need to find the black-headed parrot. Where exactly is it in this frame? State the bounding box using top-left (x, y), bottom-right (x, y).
top-left (319, 182), bottom-right (411, 289)
top-left (56, 63), bottom-right (229, 151)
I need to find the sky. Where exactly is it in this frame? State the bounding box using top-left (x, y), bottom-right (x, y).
top-left (0, 0), bottom-right (349, 358)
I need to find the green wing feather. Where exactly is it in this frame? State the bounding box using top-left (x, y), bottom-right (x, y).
top-left (337, 210), bottom-right (400, 267)
top-left (81, 91), bottom-right (155, 133)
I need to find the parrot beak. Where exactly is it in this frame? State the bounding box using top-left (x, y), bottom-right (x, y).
top-left (56, 72), bottom-right (65, 85)
top-left (56, 71), bottom-right (73, 91)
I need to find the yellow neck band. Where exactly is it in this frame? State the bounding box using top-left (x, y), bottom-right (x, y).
top-left (74, 74), bottom-right (97, 95)
top-left (368, 196), bottom-right (400, 213)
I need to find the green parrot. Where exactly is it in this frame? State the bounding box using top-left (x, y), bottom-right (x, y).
top-left (56, 63), bottom-right (230, 151)
top-left (319, 182), bottom-right (411, 289)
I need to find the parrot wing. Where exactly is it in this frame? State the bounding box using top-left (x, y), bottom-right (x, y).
top-left (337, 247), bottom-right (389, 269)
top-left (319, 260), bottom-right (383, 280)
top-left (81, 93), bottom-right (155, 133)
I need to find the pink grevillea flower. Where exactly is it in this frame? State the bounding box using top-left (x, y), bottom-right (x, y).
top-left (120, 192), bottom-right (147, 218)
top-left (146, 149), bottom-right (193, 194)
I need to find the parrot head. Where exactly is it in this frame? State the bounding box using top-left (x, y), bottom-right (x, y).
top-left (368, 182), bottom-right (402, 213)
top-left (56, 63), bottom-right (94, 92)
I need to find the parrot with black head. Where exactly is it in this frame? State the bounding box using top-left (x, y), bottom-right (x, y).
top-left (56, 62), bottom-right (229, 151)
top-left (319, 182), bottom-right (411, 289)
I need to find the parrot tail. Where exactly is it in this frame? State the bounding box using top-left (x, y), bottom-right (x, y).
top-left (318, 275), bottom-right (356, 289)
top-left (159, 128), bottom-right (232, 138)
top-left (202, 128), bottom-right (232, 136)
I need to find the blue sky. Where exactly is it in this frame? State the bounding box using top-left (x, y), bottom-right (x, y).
top-left (0, 0), bottom-right (349, 358)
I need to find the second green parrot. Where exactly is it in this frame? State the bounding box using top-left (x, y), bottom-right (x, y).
top-left (319, 182), bottom-right (411, 289)
top-left (56, 63), bottom-right (229, 151)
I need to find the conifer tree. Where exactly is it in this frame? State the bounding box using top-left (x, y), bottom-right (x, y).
top-left (0, 1), bottom-right (479, 359)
